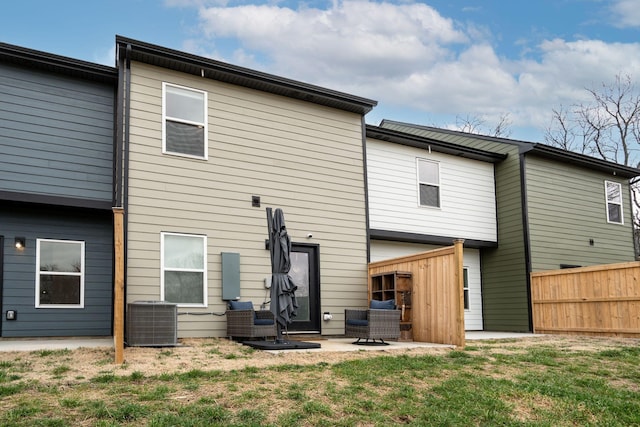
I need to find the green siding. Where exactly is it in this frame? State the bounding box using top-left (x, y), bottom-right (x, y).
top-left (481, 145), bottom-right (530, 332)
top-left (525, 155), bottom-right (636, 271)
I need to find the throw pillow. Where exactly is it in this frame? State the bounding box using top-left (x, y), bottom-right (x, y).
top-left (370, 299), bottom-right (395, 310)
top-left (229, 301), bottom-right (254, 311)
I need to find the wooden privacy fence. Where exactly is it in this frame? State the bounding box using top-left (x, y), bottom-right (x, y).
top-left (531, 261), bottom-right (640, 337)
top-left (368, 240), bottom-right (465, 347)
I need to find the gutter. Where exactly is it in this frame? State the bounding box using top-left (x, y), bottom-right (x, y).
top-left (362, 117), bottom-right (371, 263)
top-left (366, 125), bottom-right (507, 164)
top-left (115, 36), bottom-right (377, 115)
top-left (520, 144), bottom-right (640, 179)
top-left (519, 153), bottom-right (534, 332)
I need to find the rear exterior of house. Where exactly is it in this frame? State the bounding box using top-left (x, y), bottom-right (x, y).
top-left (380, 120), bottom-right (639, 332)
top-left (117, 37), bottom-right (377, 338)
top-left (365, 125), bottom-right (505, 330)
top-left (0, 43), bottom-right (116, 337)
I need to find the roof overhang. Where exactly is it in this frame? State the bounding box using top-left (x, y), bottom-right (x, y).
top-left (116, 36), bottom-right (377, 115)
top-left (370, 229), bottom-right (498, 249)
top-left (0, 42), bottom-right (117, 84)
top-left (366, 125), bottom-right (506, 163)
top-left (522, 144), bottom-right (640, 179)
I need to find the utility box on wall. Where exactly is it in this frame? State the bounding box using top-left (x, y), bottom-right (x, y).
top-left (222, 252), bottom-right (240, 301)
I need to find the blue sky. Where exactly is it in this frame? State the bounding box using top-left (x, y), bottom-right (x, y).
top-left (2, 0), bottom-right (639, 141)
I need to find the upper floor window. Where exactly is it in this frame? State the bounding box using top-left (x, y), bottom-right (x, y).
top-left (162, 83), bottom-right (207, 159)
top-left (161, 232), bottom-right (207, 307)
top-left (417, 158), bottom-right (440, 208)
top-left (605, 181), bottom-right (624, 224)
top-left (36, 239), bottom-right (85, 308)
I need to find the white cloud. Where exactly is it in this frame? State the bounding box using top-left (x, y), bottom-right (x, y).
top-left (197, 1), bottom-right (468, 82)
top-left (610, 0), bottom-right (640, 28)
top-left (179, 0), bottom-right (640, 140)
top-left (93, 45), bottom-right (116, 67)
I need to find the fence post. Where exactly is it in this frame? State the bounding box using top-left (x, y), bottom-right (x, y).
top-left (113, 207), bottom-right (125, 364)
top-left (454, 239), bottom-right (466, 347)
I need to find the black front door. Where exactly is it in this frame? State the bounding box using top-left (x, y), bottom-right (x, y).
top-left (287, 243), bottom-right (320, 333)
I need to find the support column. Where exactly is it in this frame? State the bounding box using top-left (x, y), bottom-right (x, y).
top-left (453, 239), bottom-right (466, 348)
top-left (113, 207), bottom-right (125, 364)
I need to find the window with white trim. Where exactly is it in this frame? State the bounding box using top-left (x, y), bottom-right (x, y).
top-left (417, 158), bottom-right (440, 207)
top-left (605, 181), bottom-right (624, 224)
top-left (36, 239), bottom-right (84, 308)
top-left (162, 83), bottom-right (207, 159)
top-left (161, 232), bottom-right (207, 306)
top-left (463, 267), bottom-right (470, 311)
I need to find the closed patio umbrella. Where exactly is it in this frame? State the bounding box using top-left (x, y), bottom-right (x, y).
top-left (268, 208), bottom-right (298, 342)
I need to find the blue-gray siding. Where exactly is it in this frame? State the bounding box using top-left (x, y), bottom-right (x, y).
top-left (0, 62), bottom-right (114, 202)
top-left (1, 205), bottom-right (113, 337)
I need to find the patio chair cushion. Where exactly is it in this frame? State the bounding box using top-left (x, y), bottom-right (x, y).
top-left (229, 301), bottom-right (254, 311)
top-left (254, 318), bottom-right (275, 326)
top-left (229, 301), bottom-right (275, 326)
top-left (370, 299), bottom-right (395, 310)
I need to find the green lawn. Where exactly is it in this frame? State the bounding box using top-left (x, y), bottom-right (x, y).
top-left (1, 339), bottom-right (639, 426)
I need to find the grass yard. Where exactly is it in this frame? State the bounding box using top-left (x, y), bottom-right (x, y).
top-left (0, 336), bottom-right (639, 426)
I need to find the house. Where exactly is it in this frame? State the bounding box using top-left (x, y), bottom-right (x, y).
top-left (115, 36), bottom-right (377, 338)
top-left (365, 125), bottom-right (506, 330)
top-left (0, 43), bottom-right (117, 337)
top-left (380, 120), bottom-right (640, 332)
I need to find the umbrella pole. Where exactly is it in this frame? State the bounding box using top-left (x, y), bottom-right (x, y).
top-left (267, 208), bottom-right (283, 343)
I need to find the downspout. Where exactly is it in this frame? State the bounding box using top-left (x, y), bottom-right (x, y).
top-left (629, 177), bottom-right (639, 260)
top-left (361, 117), bottom-right (371, 264)
top-left (123, 43), bottom-right (131, 292)
top-left (519, 153), bottom-right (534, 332)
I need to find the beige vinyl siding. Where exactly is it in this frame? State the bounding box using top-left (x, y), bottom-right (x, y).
top-left (525, 155), bottom-right (636, 272)
top-left (126, 61), bottom-right (368, 337)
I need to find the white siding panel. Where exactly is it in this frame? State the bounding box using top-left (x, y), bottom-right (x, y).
top-left (367, 138), bottom-right (497, 242)
top-left (126, 62), bottom-right (369, 337)
top-left (370, 241), bottom-right (483, 331)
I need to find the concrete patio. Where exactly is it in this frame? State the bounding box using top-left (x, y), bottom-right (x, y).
top-left (0, 331), bottom-right (537, 353)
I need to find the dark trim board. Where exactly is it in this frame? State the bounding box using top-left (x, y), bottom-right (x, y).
top-left (0, 191), bottom-right (112, 211)
top-left (370, 229), bottom-right (498, 249)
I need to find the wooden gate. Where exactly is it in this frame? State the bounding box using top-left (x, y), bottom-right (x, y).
top-left (368, 240), bottom-right (465, 347)
top-left (530, 261), bottom-right (640, 337)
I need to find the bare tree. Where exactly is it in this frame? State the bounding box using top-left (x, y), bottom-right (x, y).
top-left (546, 74), bottom-right (640, 166)
top-left (545, 74), bottom-right (640, 257)
top-left (455, 113), bottom-right (512, 138)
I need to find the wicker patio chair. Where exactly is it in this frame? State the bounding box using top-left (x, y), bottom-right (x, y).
top-left (226, 301), bottom-right (276, 341)
top-left (344, 300), bottom-right (401, 345)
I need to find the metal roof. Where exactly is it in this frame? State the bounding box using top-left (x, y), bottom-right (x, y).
top-left (366, 124), bottom-right (507, 163)
top-left (0, 42), bottom-right (117, 84)
top-left (116, 36), bottom-right (377, 115)
top-left (381, 119), bottom-right (640, 178)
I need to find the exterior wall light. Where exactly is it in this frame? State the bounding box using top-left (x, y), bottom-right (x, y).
top-left (15, 237), bottom-right (26, 249)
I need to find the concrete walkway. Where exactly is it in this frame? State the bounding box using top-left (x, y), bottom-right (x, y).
top-left (0, 332), bottom-right (536, 353)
